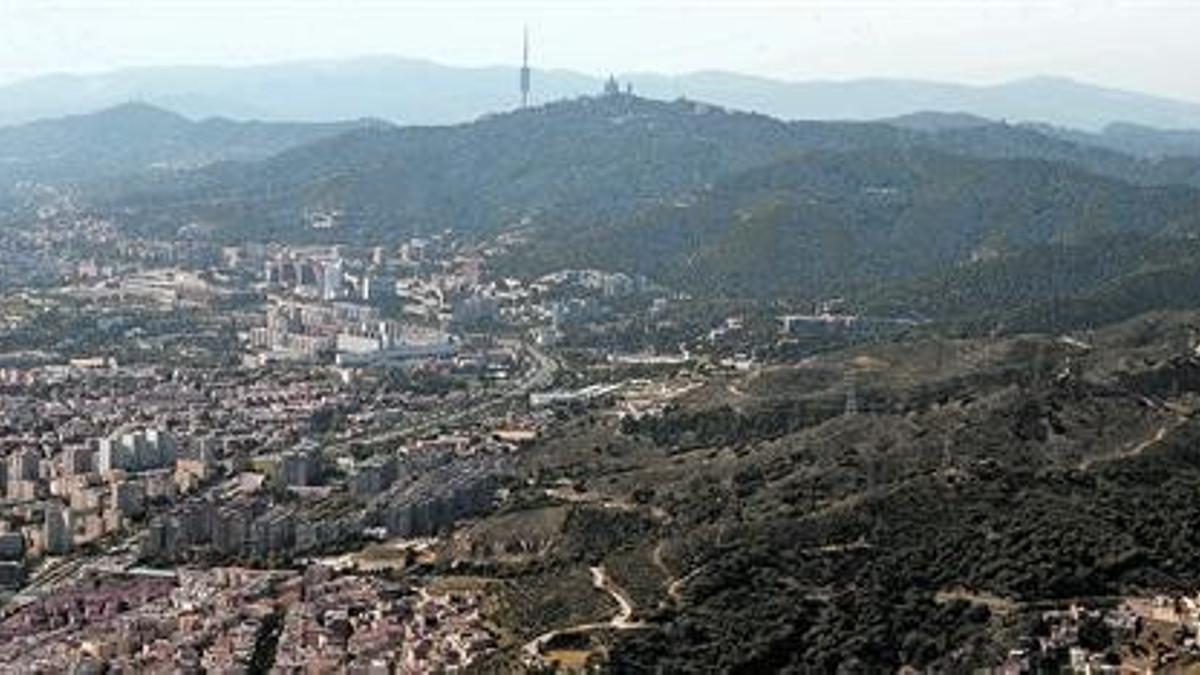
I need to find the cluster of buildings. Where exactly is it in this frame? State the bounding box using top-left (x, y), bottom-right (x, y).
top-left (1004, 595), bottom-right (1200, 672)
top-left (778, 299), bottom-right (922, 340)
top-left (239, 238), bottom-right (479, 367)
top-left (0, 255), bottom-right (551, 585)
top-left (274, 566), bottom-right (495, 671)
top-left (0, 354), bottom-right (377, 588)
top-left (139, 454), bottom-right (502, 566)
top-left (0, 569), bottom-right (182, 672)
top-left (0, 222), bottom-right (723, 669)
top-left (264, 248), bottom-right (351, 301)
top-left (0, 565), bottom-right (494, 672)
top-left (254, 241), bottom-right (448, 307)
top-left (0, 426), bottom-right (212, 588)
top-left (0, 208), bottom-right (179, 291)
top-left (535, 269), bottom-right (650, 299)
top-left (62, 268), bottom-right (249, 311)
top-left (96, 428), bottom-right (179, 475)
top-left (247, 298), bottom-right (456, 366)
top-left (234, 240), bottom-right (678, 380)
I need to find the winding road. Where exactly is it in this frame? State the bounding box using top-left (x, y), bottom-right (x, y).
top-left (522, 565), bottom-right (649, 663)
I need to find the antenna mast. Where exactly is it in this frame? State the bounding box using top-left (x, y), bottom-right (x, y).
top-left (520, 26), bottom-right (532, 108)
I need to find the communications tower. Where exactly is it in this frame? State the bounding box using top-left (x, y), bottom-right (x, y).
top-left (520, 26), bottom-right (531, 108)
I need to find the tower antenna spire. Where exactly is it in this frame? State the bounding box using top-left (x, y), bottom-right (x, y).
top-left (520, 25), bottom-right (532, 109)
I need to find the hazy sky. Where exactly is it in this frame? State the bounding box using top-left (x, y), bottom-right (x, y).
top-left (1, 0), bottom-right (1197, 101)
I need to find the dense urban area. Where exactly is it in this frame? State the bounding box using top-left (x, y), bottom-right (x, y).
top-left (4, 59), bottom-right (1200, 673)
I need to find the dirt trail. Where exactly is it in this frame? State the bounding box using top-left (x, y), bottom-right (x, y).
top-left (1079, 415), bottom-right (1187, 471)
top-left (521, 565), bottom-right (649, 663)
top-left (654, 542), bottom-right (703, 604)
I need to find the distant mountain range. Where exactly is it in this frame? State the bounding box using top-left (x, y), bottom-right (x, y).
top-left (0, 102), bottom-right (378, 185)
top-left (2, 57), bottom-right (1200, 131)
top-left (5, 90), bottom-right (1200, 332)
top-left (80, 94), bottom-right (1199, 238)
top-left (60, 94), bottom-right (1195, 325)
top-left (3, 95), bottom-right (1199, 213)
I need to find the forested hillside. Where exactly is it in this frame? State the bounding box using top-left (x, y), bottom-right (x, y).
top-left (88, 95), bottom-right (1200, 243)
top-left (482, 313), bottom-right (1200, 671)
top-left (500, 149), bottom-right (1200, 303)
top-left (0, 103), bottom-right (376, 183)
top-left (34, 93), bottom-right (1200, 331)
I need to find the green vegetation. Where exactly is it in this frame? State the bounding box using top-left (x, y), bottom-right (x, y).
top-left (504, 149), bottom-right (1200, 305)
top-left (0, 102), bottom-right (373, 192)
top-left (44, 95), bottom-right (1200, 338)
top-left (448, 312), bottom-right (1200, 671)
top-left (85, 95), bottom-right (1200, 247)
top-left (247, 609), bottom-right (284, 675)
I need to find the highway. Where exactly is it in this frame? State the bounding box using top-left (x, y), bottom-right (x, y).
top-left (339, 339), bottom-right (558, 452)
